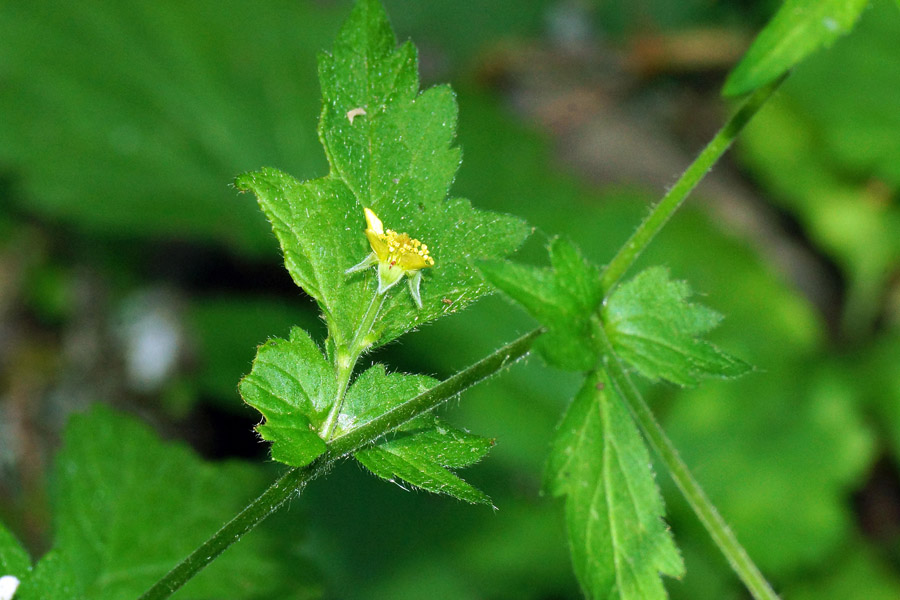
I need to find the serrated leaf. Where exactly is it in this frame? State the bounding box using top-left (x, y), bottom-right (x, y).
top-left (236, 0), bottom-right (528, 353)
top-left (603, 267), bottom-right (751, 386)
top-left (546, 371), bottom-right (683, 599)
top-left (239, 326), bottom-right (333, 467)
top-left (480, 237), bottom-right (603, 371)
top-left (337, 363), bottom-right (437, 434)
top-left (14, 406), bottom-right (318, 600)
top-left (336, 364), bottom-right (492, 504)
top-left (355, 415), bottom-right (494, 505)
top-left (723, 0), bottom-right (869, 97)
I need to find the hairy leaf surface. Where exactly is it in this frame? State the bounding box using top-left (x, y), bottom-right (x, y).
top-left (236, 0), bottom-right (528, 352)
top-left (239, 326), bottom-right (333, 467)
top-left (356, 415), bottom-right (494, 505)
top-left (480, 237), bottom-right (603, 370)
top-left (603, 267), bottom-right (751, 386)
top-left (339, 366), bottom-right (493, 503)
top-left (11, 406), bottom-right (317, 600)
top-left (546, 372), bottom-right (684, 599)
top-left (724, 0), bottom-right (869, 96)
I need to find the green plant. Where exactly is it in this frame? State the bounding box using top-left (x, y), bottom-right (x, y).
top-left (0, 0), bottom-right (891, 598)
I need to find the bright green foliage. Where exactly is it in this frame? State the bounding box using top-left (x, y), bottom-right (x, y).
top-left (235, 0), bottom-right (528, 353)
top-left (723, 0), bottom-right (869, 96)
top-left (338, 364), bottom-right (437, 433)
top-left (665, 364), bottom-right (875, 576)
top-left (603, 267), bottom-right (751, 386)
top-left (546, 371), bottom-right (684, 599)
top-left (736, 0), bottom-right (900, 333)
top-left (0, 522), bottom-right (29, 579)
top-left (0, 0), bottom-right (342, 255)
top-left (337, 365), bottom-right (494, 503)
top-left (787, 542), bottom-right (900, 599)
top-left (480, 237), bottom-right (603, 370)
top-left (356, 415), bottom-right (495, 505)
top-left (239, 327), bottom-right (333, 466)
top-left (13, 406), bottom-right (317, 600)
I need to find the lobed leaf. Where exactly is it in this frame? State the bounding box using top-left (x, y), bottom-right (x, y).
top-left (338, 365), bottom-right (493, 504)
top-left (236, 0), bottom-right (528, 353)
top-left (11, 406), bottom-right (318, 600)
top-left (723, 0), bottom-right (869, 97)
top-left (546, 371), bottom-right (684, 599)
top-left (356, 415), bottom-right (494, 505)
top-left (239, 326), bottom-right (333, 467)
top-left (603, 267), bottom-right (751, 386)
top-left (480, 237), bottom-right (603, 371)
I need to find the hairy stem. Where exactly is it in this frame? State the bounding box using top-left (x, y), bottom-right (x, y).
top-left (599, 75), bottom-right (787, 293)
top-left (137, 328), bottom-right (542, 600)
top-left (321, 290), bottom-right (387, 440)
top-left (594, 324), bottom-right (780, 600)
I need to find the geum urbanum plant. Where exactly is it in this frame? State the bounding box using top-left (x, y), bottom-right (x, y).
top-left (223, 0), bottom-right (776, 597)
top-left (0, 0), bottom-right (874, 598)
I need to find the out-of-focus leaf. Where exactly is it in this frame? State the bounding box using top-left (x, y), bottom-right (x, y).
top-left (787, 541), bottom-right (900, 599)
top-left (480, 237), bottom-right (603, 371)
top-left (236, 0), bottom-right (528, 352)
top-left (546, 371), bottom-right (683, 599)
top-left (356, 415), bottom-right (494, 505)
top-left (0, 0), bottom-right (344, 254)
top-left (723, 0), bottom-right (869, 96)
top-left (239, 326), bottom-right (332, 467)
top-left (0, 523), bottom-right (28, 580)
top-left (188, 295), bottom-right (322, 407)
top-left (736, 0), bottom-right (900, 333)
top-left (603, 267), bottom-right (751, 386)
top-left (664, 363), bottom-right (875, 576)
top-left (13, 405), bottom-right (319, 599)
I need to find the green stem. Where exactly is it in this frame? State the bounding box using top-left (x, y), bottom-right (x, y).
top-left (137, 328), bottom-right (542, 600)
top-left (321, 290), bottom-right (387, 440)
top-left (594, 324), bottom-right (780, 600)
top-left (137, 463), bottom-right (326, 600)
top-left (329, 327), bottom-right (543, 456)
top-left (599, 75), bottom-right (787, 293)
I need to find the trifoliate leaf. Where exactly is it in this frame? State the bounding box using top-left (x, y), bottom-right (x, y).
top-left (480, 237), bottom-right (603, 371)
top-left (546, 371), bottom-right (684, 599)
top-left (603, 267), bottom-right (751, 386)
top-left (236, 0), bottom-right (528, 354)
top-left (723, 0), bottom-right (869, 97)
top-left (239, 326), bottom-right (333, 467)
top-left (12, 406), bottom-right (318, 600)
top-left (356, 415), bottom-right (494, 505)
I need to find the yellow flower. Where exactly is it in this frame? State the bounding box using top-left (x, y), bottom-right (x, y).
top-left (346, 207), bottom-right (434, 307)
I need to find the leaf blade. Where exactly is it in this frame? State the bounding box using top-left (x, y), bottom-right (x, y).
top-left (603, 267), bottom-right (752, 386)
top-left (547, 372), bottom-right (684, 599)
top-left (239, 326), bottom-right (334, 467)
top-left (724, 0), bottom-right (869, 96)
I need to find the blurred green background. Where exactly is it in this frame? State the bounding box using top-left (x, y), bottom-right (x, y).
top-left (2, 0), bottom-right (900, 598)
